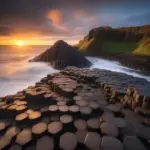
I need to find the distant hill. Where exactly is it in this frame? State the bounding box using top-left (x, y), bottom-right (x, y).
top-left (77, 25), bottom-right (150, 55)
top-left (31, 40), bottom-right (91, 69)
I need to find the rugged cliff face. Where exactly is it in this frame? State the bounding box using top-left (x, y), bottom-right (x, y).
top-left (31, 40), bottom-right (92, 69)
top-left (77, 25), bottom-right (150, 55)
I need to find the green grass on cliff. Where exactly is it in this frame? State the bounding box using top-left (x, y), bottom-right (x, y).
top-left (103, 41), bottom-right (138, 53)
top-left (133, 39), bottom-right (150, 55)
top-left (77, 38), bottom-right (150, 56)
top-left (78, 39), bottom-right (94, 51)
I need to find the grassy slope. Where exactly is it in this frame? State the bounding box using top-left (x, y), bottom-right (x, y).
top-left (78, 39), bottom-right (150, 55)
top-left (77, 25), bottom-right (150, 55)
top-left (133, 38), bottom-right (150, 55)
top-left (103, 41), bottom-right (138, 53)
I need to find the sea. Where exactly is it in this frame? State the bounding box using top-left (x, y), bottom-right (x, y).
top-left (0, 45), bottom-right (150, 97)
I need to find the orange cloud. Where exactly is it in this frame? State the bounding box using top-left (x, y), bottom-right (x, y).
top-left (47, 9), bottom-right (63, 25)
top-left (47, 9), bottom-right (68, 32)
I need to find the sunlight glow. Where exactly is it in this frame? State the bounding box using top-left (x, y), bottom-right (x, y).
top-left (16, 40), bottom-right (24, 47)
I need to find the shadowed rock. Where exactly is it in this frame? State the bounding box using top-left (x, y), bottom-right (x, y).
top-left (31, 40), bottom-right (92, 69)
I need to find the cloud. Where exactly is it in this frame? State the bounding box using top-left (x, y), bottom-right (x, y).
top-left (47, 9), bottom-right (68, 32)
top-left (47, 9), bottom-right (63, 26)
top-left (0, 0), bottom-right (149, 44)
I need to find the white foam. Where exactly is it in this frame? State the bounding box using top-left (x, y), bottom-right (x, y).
top-left (87, 57), bottom-right (150, 82)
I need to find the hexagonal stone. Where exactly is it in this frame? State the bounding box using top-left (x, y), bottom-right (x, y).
top-left (69, 105), bottom-right (79, 113)
top-left (36, 136), bottom-right (54, 150)
top-left (0, 121), bottom-right (6, 132)
top-left (101, 136), bottom-right (123, 150)
top-left (60, 115), bottom-right (73, 124)
top-left (58, 105), bottom-right (69, 113)
top-left (0, 136), bottom-right (11, 150)
top-left (74, 119), bottom-right (87, 130)
top-left (48, 121), bottom-right (63, 134)
top-left (123, 136), bottom-right (147, 150)
top-left (26, 145), bottom-right (36, 150)
top-left (89, 101), bottom-right (100, 110)
top-left (87, 118), bottom-right (100, 129)
top-left (60, 132), bottom-right (77, 150)
top-left (76, 100), bottom-right (88, 107)
top-left (28, 111), bottom-right (41, 120)
top-left (32, 122), bottom-right (47, 135)
top-left (100, 111), bottom-right (115, 123)
top-left (101, 122), bottom-right (118, 137)
top-left (5, 126), bottom-right (20, 138)
top-left (84, 132), bottom-right (101, 150)
top-left (76, 130), bottom-right (87, 144)
top-left (136, 125), bottom-right (150, 140)
top-left (9, 144), bottom-right (22, 150)
top-left (80, 106), bottom-right (92, 115)
top-left (114, 118), bottom-right (127, 128)
top-left (106, 104), bottom-right (121, 113)
top-left (49, 105), bottom-right (58, 112)
top-left (16, 128), bottom-right (32, 146)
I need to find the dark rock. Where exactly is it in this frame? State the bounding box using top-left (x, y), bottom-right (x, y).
top-left (100, 122), bottom-right (119, 137)
top-left (123, 136), bottom-right (147, 150)
top-left (36, 136), bottom-right (54, 150)
top-left (101, 136), bottom-right (123, 150)
top-left (30, 40), bottom-right (91, 69)
top-left (84, 132), bottom-right (101, 150)
top-left (60, 132), bottom-right (77, 150)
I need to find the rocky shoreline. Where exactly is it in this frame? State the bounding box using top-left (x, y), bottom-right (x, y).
top-left (0, 67), bottom-right (150, 150)
top-left (87, 53), bottom-right (150, 75)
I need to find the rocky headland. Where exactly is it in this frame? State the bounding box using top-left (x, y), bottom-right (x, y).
top-left (76, 25), bottom-right (150, 73)
top-left (0, 67), bottom-right (150, 150)
top-left (31, 40), bottom-right (91, 69)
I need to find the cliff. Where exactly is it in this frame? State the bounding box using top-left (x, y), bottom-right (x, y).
top-left (77, 25), bottom-right (150, 55)
top-left (31, 40), bottom-right (91, 69)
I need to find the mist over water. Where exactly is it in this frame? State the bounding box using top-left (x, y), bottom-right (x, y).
top-left (0, 46), bottom-right (58, 97)
top-left (0, 46), bottom-right (150, 97)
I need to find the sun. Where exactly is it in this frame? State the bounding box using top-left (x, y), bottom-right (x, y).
top-left (16, 40), bottom-right (24, 47)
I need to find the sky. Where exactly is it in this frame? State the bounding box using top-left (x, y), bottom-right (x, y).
top-left (0, 0), bottom-right (150, 45)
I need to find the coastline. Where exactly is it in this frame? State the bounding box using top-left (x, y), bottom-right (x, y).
top-left (86, 53), bottom-right (150, 76)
